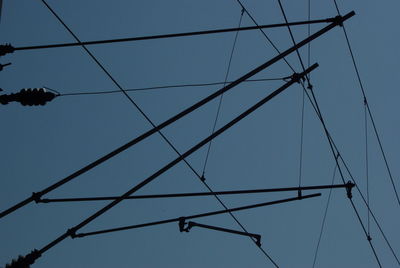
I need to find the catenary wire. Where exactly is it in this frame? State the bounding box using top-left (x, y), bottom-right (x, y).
top-left (39, 1), bottom-right (280, 266)
top-left (201, 9), bottom-right (244, 177)
top-left (57, 77), bottom-right (290, 97)
top-left (332, 0), bottom-right (400, 208)
top-left (364, 100), bottom-right (371, 235)
top-left (312, 159), bottom-right (338, 267)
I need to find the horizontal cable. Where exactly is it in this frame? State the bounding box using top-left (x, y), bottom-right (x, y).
top-left (74, 193), bottom-right (321, 238)
top-left (14, 17), bottom-right (336, 51)
top-left (57, 77), bottom-right (290, 97)
top-left (39, 183), bottom-right (352, 203)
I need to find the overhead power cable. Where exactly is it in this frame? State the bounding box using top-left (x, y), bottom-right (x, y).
top-left (201, 8), bottom-right (243, 178)
top-left (58, 77), bottom-right (290, 97)
top-left (0, 11), bottom-right (352, 219)
top-left (74, 193), bottom-right (321, 238)
top-left (332, 0), bottom-right (400, 208)
top-left (11, 64), bottom-right (318, 268)
top-left (39, 183), bottom-right (352, 203)
top-left (0, 17), bottom-right (338, 55)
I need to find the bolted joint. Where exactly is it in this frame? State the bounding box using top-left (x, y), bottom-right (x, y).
top-left (290, 73), bottom-right (303, 84)
top-left (31, 192), bottom-right (43, 203)
top-left (0, 44), bottom-right (15, 56)
top-left (67, 227), bottom-right (78, 238)
top-left (333, 15), bottom-right (344, 27)
top-left (345, 180), bottom-right (355, 199)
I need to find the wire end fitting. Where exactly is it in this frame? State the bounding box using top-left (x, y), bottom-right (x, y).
top-left (0, 44), bottom-right (15, 57)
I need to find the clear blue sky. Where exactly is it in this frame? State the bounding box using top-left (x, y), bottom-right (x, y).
top-left (1, 1), bottom-right (399, 267)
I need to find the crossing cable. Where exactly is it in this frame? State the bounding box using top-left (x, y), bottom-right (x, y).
top-left (302, 82), bottom-right (383, 267)
top-left (312, 159), bottom-right (338, 267)
top-left (36, 3), bottom-right (278, 266)
top-left (332, 0), bottom-right (400, 208)
top-left (57, 77), bottom-right (290, 97)
top-left (235, 0), bottom-right (295, 73)
top-left (0, 11), bottom-right (351, 218)
top-left (272, 1), bottom-right (383, 264)
top-left (299, 79), bottom-right (399, 265)
top-left (2, 18), bottom-right (337, 53)
top-left (14, 64), bottom-right (318, 267)
top-left (276, 0), bottom-right (309, 195)
top-left (201, 9), bottom-right (244, 178)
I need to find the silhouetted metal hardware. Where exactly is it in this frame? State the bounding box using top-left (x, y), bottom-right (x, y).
top-left (346, 181), bottom-right (355, 199)
top-left (38, 183), bottom-right (352, 203)
top-left (5, 250), bottom-right (40, 268)
top-left (0, 62), bottom-right (11, 71)
top-left (0, 88), bottom-right (57, 106)
top-left (75, 193), bottom-right (321, 238)
top-left (179, 219), bottom-right (262, 247)
top-left (0, 43), bottom-right (14, 56)
top-left (7, 16), bottom-right (340, 54)
top-left (0, 8), bottom-right (348, 219)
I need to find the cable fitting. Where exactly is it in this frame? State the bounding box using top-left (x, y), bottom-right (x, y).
top-left (31, 192), bottom-right (43, 203)
top-left (0, 62), bottom-right (11, 72)
top-left (345, 180), bottom-right (355, 199)
top-left (0, 44), bottom-right (15, 56)
top-left (67, 227), bottom-right (78, 238)
top-left (5, 249), bottom-right (41, 268)
top-left (333, 15), bottom-right (344, 27)
top-left (0, 88), bottom-right (57, 106)
top-left (178, 217), bottom-right (189, 232)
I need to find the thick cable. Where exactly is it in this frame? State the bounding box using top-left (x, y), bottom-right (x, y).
top-left (13, 18), bottom-right (336, 52)
top-left (332, 0), bottom-right (400, 208)
top-left (37, 3), bottom-right (281, 266)
top-left (201, 9), bottom-right (244, 177)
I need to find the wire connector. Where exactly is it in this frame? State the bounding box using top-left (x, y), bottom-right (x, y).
top-left (5, 249), bottom-right (41, 268)
top-left (0, 62), bottom-right (11, 71)
top-left (0, 44), bottom-right (15, 56)
top-left (345, 180), bottom-right (355, 199)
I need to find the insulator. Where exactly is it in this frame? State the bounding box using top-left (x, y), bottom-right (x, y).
top-left (0, 44), bottom-right (14, 56)
top-left (5, 250), bottom-right (40, 268)
top-left (18, 88), bottom-right (57, 106)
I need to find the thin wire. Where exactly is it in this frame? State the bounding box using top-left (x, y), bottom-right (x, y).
top-left (58, 77), bottom-right (289, 97)
top-left (40, 1), bottom-right (279, 266)
top-left (312, 161), bottom-right (338, 268)
top-left (304, 84), bottom-right (383, 267)
top-left (333, 0), bottom-right (400, 208)
top-left (201, 9), bottom-right (244, 177)
top-left (364, 100), bottom-right (370, 235)
top-left (235, 0), bottom-right (296, 73)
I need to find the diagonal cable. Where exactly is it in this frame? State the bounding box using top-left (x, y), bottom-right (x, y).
top-left (332, 0), bottom-right (400, 208)
top-left (201, 9), bottom-right (244, 177)
top-left (40, 1), bottom-right (280, 266)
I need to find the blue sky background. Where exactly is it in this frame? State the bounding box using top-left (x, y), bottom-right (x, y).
top-left (1, 1), bottom-right (400, 267)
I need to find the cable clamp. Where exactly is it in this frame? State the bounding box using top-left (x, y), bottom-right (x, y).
top-left (0, 62), bottom-right (11, 72)
top-left (31, 192), bottom-right (43, 203)
top-left (290, 73), bottom-right (303, 84)
top-left (200, 175), bottom-right (206, 182)
top-left (367, 235), bottom-right (372, 241)
top-left (67, 227), bottom-right (78, 238)
top-left (178, 217), bottom-right (190, 232)
top-left (307, 83), bottom-right (313, 90)
top-left (333, 15), bottom-right (344, 27)
top-left (0, 44), bottom-right (15, 56)
top-left (345, 180), bottom-right (355, 199)
top-left (297, 189), bottom-right (303, 199)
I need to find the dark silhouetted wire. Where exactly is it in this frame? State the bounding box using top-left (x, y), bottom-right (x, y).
top-left (58, 77), bottom-right (290, 97)
top-left (333, 0), bottom-right (400, 208)
top-left (201, 9), bottom-right (244, 177)
top-left (39, 183), bottom-right (350, 203)
top-left (312, 161), bottom-right (337, 267)
top-left (75, 193), bottom-right (322, 238)
top-left (13, 18), bottom-right (337, 52)
top-left (364, 101), bottom-right (371, 235)
top-left (34, 65), bottom-right (317, 260)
